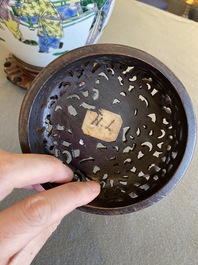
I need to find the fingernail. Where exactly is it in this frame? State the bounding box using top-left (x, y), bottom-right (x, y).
top-left (86, 181), bottom-right (101, 194)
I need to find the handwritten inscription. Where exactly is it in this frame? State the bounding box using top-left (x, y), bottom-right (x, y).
top-left (82, 109), bottom-right (123, 142)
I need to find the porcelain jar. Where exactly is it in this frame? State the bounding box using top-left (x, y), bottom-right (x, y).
top-left (0, 0), bottom-right (115, 68)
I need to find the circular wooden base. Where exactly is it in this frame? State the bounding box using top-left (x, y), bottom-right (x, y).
top-left (4, 54), bottom-right (42, 89)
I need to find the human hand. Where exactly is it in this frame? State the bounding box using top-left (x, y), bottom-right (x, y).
top-left (0, 150), bottom-right (100, 265)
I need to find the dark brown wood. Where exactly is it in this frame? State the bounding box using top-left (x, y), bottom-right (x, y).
top-left (19, 44), bottom-right (196, 215)
top-left (4, 54), bottom-right (42, 89)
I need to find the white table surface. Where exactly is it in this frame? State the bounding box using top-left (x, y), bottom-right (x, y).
top-left (0, 0), bottom-right (198, 264)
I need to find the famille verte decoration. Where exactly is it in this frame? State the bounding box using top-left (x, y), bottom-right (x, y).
top-left (0, 0), bottom-right (115, 88)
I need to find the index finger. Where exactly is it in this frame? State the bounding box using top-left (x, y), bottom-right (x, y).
top-left (0, 150), bottom-right (73, 201)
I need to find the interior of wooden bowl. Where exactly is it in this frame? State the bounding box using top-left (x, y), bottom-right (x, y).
top-left (19, 44), bottom-right (196, 214)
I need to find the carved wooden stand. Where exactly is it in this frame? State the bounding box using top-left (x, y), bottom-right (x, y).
top-left (4, 54), bottom-right (42, 89)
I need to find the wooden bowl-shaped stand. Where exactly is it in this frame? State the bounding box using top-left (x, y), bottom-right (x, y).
top-left (19, 44), bottom-right (196, 215)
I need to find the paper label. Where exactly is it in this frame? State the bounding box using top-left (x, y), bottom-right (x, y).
top-left (82, 109), bottom-right (123, 142)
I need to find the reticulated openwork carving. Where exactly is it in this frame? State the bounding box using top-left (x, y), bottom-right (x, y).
top-left (20, 45), bottom-right (195, 214)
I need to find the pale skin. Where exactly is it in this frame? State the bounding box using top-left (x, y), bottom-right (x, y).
top-left (0, 150), bottom-right (100, 265)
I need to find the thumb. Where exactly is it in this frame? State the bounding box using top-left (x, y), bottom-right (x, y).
top-left (7, 219), bottom-right (62, 265)
top-left (0, 181), bottom-right (100, 261)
